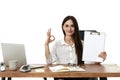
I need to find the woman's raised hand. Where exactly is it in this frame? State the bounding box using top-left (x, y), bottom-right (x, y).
top-left (45, 28), bottom-right (55, 45)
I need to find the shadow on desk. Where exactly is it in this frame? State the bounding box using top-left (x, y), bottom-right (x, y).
top-left (88, 77), bottom-right (107, 80)
top-left (1, 77), bottom-right (107, 80)
top-left (54, 77), bottom-right (107, 80)
top-left (1, 77), bottom-right (47, 80)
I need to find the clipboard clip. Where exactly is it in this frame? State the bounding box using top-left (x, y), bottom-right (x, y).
top-left (90, 32), bottom-right (100, 35)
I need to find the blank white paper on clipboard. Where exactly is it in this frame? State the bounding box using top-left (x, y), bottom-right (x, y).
top-left (82, 31), bottom-right (106, 62)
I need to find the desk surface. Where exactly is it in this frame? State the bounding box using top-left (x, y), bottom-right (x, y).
top-left (0, 64), bottom-right (120, 77)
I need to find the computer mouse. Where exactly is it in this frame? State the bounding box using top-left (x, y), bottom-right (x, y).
top-left (19, 65), bottom-right (31, 72)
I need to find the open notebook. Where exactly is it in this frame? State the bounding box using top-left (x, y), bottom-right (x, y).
top-left (49, 65), bottom-right (85, 72)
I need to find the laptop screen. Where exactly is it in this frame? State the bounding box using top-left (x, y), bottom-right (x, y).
top-left (1, 43), bottom-right (27, 67)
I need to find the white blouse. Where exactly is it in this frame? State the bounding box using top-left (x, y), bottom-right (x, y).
top-left (47, 38), bottom-right (94, 64)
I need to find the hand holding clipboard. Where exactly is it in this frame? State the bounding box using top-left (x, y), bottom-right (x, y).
top-left (82, 31), bottom-right (106, 62)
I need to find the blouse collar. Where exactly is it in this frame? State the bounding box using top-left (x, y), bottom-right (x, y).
top-left (60, 38), bottom-right (75, 47)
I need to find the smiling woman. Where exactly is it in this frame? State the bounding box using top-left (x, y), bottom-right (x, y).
top-left (44, 15), bottom-right (108, 80)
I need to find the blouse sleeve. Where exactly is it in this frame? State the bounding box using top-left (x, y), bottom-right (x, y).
top-left (47, 41), bottom-right (58, 64)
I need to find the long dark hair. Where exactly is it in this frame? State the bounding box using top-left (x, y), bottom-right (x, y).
top-left (62, 16), bottom-right (84, 65)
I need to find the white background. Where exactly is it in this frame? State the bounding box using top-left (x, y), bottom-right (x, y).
top-left (0, 0), bottom-right (120, 80)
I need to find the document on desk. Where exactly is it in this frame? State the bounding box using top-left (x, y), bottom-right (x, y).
top-left (35, 68), bottom-right (44, 72)
top-left (49, 65), bottom-right (85, 72)
top-left (82, 31), bottom-right (106, 62)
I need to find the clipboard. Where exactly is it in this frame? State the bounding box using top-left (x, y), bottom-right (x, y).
top-left (82, 31), bottom-right (106, 62)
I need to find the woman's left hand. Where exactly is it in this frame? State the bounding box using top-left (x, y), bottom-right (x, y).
top-left (98, 51), bottom-right (107, 61)
top-left (95, 51), bottom-right (107, 65)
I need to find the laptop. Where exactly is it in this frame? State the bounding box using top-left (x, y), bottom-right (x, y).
top-left (1, 43), bottom-right (27, 68)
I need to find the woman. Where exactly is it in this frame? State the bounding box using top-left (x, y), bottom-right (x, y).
top-left (45, 16), bottom-right (107, 80)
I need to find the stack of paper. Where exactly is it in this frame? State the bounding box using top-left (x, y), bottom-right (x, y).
top-left (49, 65), bottom-right (85, 72)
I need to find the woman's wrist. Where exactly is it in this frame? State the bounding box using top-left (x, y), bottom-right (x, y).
top-left (45, 41), bottom-right (49, 46)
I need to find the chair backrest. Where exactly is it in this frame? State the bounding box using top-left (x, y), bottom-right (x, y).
top-left (80, 30), bottom-right (97, 40)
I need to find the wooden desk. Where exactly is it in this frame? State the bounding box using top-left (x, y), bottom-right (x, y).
top-left (0, 64), bottom-right (120, 77)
